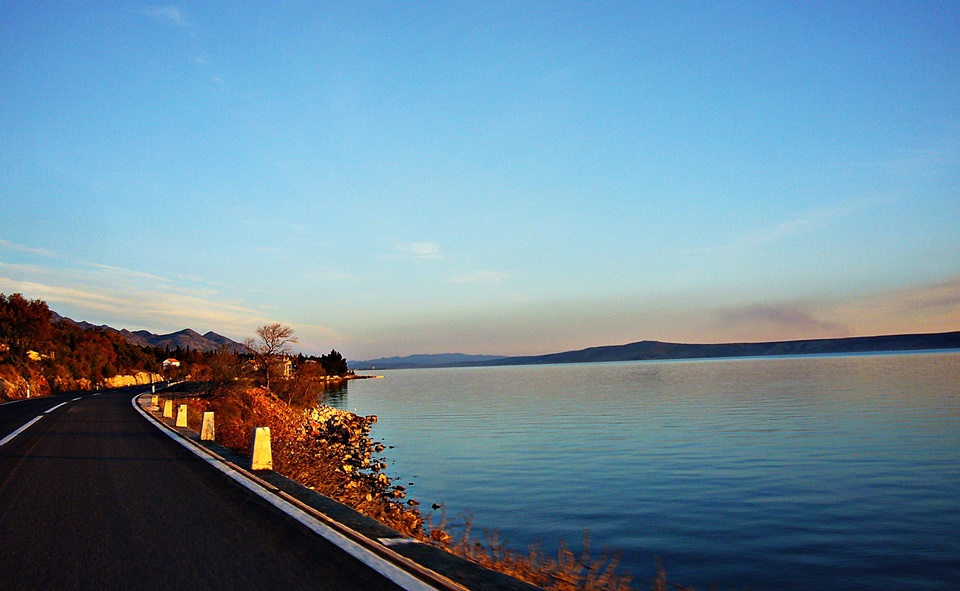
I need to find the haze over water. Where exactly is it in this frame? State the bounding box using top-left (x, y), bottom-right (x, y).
top-left (334, 352), bottom-right (960, 590)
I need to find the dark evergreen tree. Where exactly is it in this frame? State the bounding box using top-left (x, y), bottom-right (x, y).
top-left (320, 349), bottom-right (349, 376)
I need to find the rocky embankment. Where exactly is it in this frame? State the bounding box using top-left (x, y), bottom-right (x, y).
top-left (163, 385), bottom-right (422, 537)
top-left (1, 371), bottom-right (164, 401)
top-left (101, 372), bottom-right (164, 389)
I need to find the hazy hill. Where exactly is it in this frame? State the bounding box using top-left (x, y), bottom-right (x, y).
top-left (52, 313), bottom-right (244, 353)
top-left (476, 331), bottom-right (960, 366)
top-left (354, 331), bottom-right (960, 370)
top-left (351, 353), bottom-right (506, 370)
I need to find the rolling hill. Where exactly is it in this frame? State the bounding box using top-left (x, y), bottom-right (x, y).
top-left (53, 313), bottom-right (245, 353)
top-left (354, 331), bottom-right (960, 369)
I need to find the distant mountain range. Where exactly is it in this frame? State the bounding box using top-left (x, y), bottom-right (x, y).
top-left (53, 313), bottom-right (245, 353)
top-left (351, 353), bottom-right (506, 370)
top-left (352, 330), bottom-right (960, 370)
top-left (54, 310), bottom-right (959, 368)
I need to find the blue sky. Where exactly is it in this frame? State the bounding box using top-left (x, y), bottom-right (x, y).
top-left (1, 2), bottom-right (958, 359)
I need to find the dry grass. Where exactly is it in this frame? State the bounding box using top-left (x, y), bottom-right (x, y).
top-left (168, 385), bottom-right (422, 537)
top-left (423, 506), bottom-right (639, 591)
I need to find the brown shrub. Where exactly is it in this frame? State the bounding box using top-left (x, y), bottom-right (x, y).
top-left (169, 385), bottom-right (421, 537)
top-left (424, 509), bottom-right (638, 591)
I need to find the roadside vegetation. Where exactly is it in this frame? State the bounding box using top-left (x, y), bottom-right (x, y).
top-left (163, 323), bottom-right (694, 591)
top-left (0, 293), bottom-right (350, 401)
top-left (169, 378), bottom-right (673, 590)
top-left (2, 294), bottom-right (692, 590)
top-left (0, 293), bottom-right (162, 398)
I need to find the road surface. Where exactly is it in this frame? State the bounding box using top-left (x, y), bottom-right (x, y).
top-left (0, 389), bottom-right (414, 590)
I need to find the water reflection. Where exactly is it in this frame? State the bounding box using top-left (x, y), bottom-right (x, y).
top-left (341, 352), bottom-right (960, 591)
top-left (320, 380), bottom-right (348, 406)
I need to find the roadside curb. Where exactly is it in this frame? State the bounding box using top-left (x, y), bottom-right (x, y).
top-left (132, 392), bottom-right (542, 591)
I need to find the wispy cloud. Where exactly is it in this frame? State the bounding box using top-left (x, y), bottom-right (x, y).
top-left (0, 258), bottom-right (352, 355)
top-left (86, 263), bottom-right (175, 285)
top-left (0, 273), bottom-right (262, 337)
top-left (288, 322), bottom-right (350, 351)
top-left (192, 55), bottom-right (226, 86)
top-left (881, 123), bottom-right (960, 179)
top-left (297, 267), bottom-right (360, 283)
top-left (901, 278), bottom-right (960, 312)
top-left (397, 241), bottom-right (441, 260)
top-left (689, 200), bottom-right (872, 256)
top-left (451, 270), bottom-right (512, 285)
top-left (838, 278), bottom-right (960, 325)
top-left (0, 259), bottom-right (330, 342)
top-left (0, 250), bottom-right (218, 299)
top-left (714, 278), bottom-right (960, 343)
top-left (887, 149), bottom-right (953, 178)
top-left (0, 238), bottom-right (56, 258)
top-left (140, 5), bottom-right (191, 28)
top-left (717, 303), bottom-right (850, 339)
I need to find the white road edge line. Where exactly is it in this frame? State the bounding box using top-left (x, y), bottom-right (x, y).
top-left (44, 401), bottom-right (70, 414)
top-left (71, 397), bottom-right (82, 401)
top-left (0, 398), bottom-right (34, 406)
top-left (131, 393), bottom-right (439, 591)
top-left (0, 416), bottom-right (43, 446)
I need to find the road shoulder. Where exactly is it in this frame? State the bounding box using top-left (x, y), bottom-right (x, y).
top-left (133, 392), bottom-right (541, 591)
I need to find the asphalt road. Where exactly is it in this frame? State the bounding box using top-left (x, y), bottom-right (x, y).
top-left (0, 389), bottom-right (408, 590)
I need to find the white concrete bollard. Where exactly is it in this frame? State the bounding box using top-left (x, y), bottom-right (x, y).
top-left (201, 412), bottom-right (215, 441)
top-left (176, 404), bottom-right (188, 427)
top-left (151, 394), bottom-right (159, 409)
top-left (163, 400), bottom-right (173, 418)
top-left (251, 427), bottom-right (273, 471)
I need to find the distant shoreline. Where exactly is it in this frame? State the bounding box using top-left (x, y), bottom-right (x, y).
top-left (352, 330), bottom-right (960, 370)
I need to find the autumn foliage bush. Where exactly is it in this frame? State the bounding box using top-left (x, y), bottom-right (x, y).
top-left (1, 293), bottom-right (166, 399)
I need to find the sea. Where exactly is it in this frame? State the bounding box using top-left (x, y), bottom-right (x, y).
top-left (328, 351), bottom-right (960, 590)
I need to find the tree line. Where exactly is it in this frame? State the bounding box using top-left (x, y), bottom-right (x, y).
top-left (0, 293), bottom-right (164, 396)
top-left (0, 293), bottom-right (350, 400)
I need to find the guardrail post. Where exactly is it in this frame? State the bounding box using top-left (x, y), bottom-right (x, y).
top-left (163, 400), bottom-right (173, 418)
top-left (201, 412), bottom-right (215, 441)
top-left (251, 427), bottom-right (273, 470)
top-left (176, 404), bottom-right (188, 427)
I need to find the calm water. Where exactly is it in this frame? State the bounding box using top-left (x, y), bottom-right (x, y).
top-left (331, 352), bottom-right (960, 590)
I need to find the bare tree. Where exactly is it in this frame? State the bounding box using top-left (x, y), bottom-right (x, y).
top-left (244, 323), bottom-right (298, 390)
top-left (207, 345), bottom-right (242, 395)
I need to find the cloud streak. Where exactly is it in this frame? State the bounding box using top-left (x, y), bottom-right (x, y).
top-left (833, 278), bottom-right (960, 332)
top-left (451, 270), bottom-right (512, 285)
top-left (139, 5), bottom-right (191, 28)
top-left (0, 238), bottom-right (56, 258)
top-left (86, 262), bottom-right (175, 285)
top-left (347, 276), bottom-right (960, 358)
top-left (396, 241), bottom-right (441, 260)
top-left (690, 200), bottom-right (873, 256)
top-left (717, 303), bottom-right (850, 339)
top-left (0, 274), bottom-right (262, 338)
top-left (0, 261), bottom-right (341, 345)
top-left (712, 279), bottom-right (960, 344)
